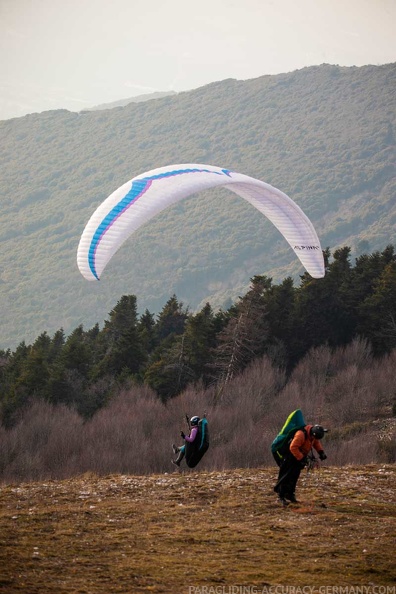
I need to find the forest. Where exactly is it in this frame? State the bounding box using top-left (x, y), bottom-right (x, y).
top-left (1, 245), bottom-right (395, 482)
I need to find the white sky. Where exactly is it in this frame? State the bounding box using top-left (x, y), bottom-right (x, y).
top-left (0, 0), bottom-right (395, 120)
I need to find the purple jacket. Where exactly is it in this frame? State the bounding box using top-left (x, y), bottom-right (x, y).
top-left (185, 426), bottom-right (198, 443)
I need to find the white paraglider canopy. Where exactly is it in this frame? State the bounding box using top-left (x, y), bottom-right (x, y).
top-left (77, 164), bottom-right (325, 281)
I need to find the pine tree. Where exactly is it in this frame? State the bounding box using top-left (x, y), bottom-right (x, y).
top-left (156, 295), bottom-right (188, 341)
top-left (138, 309), bottom-right (157, 355)
top-left (294, 247), bottom-right (354, 357)
top-left (182, 303), bottom-right (217, 384)
top-left (358, 260), bottom-right (396, 354)
top-left (93, 295), bottom-right (146, 377)
top-left (264, 276), bottom-right (296, 368)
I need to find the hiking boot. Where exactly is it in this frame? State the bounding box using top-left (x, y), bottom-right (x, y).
top-left (172, 444), bottom-right (179, 454)
top-left (286, 494), bottom-right (299, 504)
top-left (171, 458), bottom-right (180, 467)
top-left (278, 497), bottom-right (289, 507)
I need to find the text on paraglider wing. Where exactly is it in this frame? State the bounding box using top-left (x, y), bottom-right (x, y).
top-left (293, 245), bottom-right (321, 251)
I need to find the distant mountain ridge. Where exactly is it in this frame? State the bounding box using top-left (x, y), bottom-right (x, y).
top-left (0, 63), bottom-right (395, 349)
top-left (85, 90), bottom-right (177, 111)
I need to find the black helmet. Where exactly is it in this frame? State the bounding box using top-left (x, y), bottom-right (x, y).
top-left (311, 425), bottom-right (325, 439)
top-left (190, 416), bottom-right (200, 426)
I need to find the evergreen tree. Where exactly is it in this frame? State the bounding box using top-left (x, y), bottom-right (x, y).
top-left (294, 247), bottom-right (354, 359)
top-left (48, 329), bottom-right (65, 363)
top-left (94, 295), bottom-right (145, 377)
top-left (264, 276), bottom-right (297, 368)
top-left (138, 309), bottom-right (157, 355)
top-left (144, 303), bottom-right (216, 399)
top-left (357, 260), bottom-right (396, 354)
top-left (144, 334), bottom-right (195, 401)
top-left (45, 326), bottom-right (93, 407)
top-left (182, 302), bottom-right (217, 384)
top-left (16, 333), bottom-right (52, 398)
top-left (61, 326), bottom-right (92, 376)
top-left (156, 295), bottom-right (188, 341)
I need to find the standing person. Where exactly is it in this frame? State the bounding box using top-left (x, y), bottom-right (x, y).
top-left (172, 416), bottom-right (200, 467)
top-left (274, 424), bottom-right (327, 505)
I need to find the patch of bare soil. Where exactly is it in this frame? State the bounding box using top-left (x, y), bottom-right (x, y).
top-left (0, 465), bottom-right (395, 593)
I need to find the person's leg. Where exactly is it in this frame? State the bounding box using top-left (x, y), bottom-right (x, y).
top-left (284, 463), bottom-right (301, 502)
top-left (172, 444), bottom-right (185, 466)
top-left (274, 456), bottom-right (293, 504)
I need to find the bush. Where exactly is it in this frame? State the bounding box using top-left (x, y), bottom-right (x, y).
top-left (0, 345), bottom-right (395, 482)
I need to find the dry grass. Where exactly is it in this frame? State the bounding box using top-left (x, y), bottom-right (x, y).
top-left (0, 465), bottom-right (395, 593)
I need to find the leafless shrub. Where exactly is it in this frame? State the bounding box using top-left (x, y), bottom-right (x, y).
top-left (362, 350), bottom-right (396, 411)
top-left (79, 385), bottom-right (172, 475)
top-left (289, 344), bottom-right (333, 392)
top-left (377, 437), bottom-right (396, 463)
top-left (269, 380), bottom-right (326, 427)
top-left (221, 356), bottom-right (286, 409)
top-left (323, 365), bottom-right (368, 424)
top-left (330, 337), bottom-right (373, 370)
top-left (0, 400), bottom-right (83, 482)
top-left (326, 430), bottom-right (378, 465)
top-left (1, 344), bottom-right (395, 482)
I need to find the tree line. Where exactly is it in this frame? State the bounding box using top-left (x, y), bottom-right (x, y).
top-left (1, 245), bottom-right (395, 427)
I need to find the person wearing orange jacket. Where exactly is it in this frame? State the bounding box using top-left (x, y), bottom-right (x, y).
top-left (274, 424), bottom-right (327, 505)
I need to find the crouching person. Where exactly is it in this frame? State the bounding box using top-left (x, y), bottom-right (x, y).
top-left (274, 424), bottom-right (327, 505)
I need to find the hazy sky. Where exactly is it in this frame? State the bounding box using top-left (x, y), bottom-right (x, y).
top-left (1, 0), bottom-right (395, 120)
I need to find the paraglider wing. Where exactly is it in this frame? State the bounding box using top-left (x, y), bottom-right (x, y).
top-left (77, 164), bottom-right (325, 281)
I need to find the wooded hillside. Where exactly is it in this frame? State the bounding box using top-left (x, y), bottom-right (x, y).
top-left (0, 63), bottom-right (395, 349)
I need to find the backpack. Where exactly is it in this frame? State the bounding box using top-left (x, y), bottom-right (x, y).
top-left (271, 409), bottom-right (306, 466)
top-left (185, 417), bottom-right (209, 468)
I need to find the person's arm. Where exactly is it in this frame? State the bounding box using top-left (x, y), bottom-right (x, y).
top-left (313, 438), bottom-right (327, 459)
top-left (312, 438), bottom-right (323, 453)
top-left (289, 430), bottom-right (306, 460)
top-left (184, 426), bottom-right (198, 443)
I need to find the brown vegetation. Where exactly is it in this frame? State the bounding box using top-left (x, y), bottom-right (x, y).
top-left (1, 340), bottom-right (395, 483)
top-left (0, 465), bottom-right (395, 592)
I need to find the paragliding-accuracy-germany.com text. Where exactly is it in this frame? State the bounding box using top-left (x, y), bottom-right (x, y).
top-left (187, 587), bottom-right (395, 594)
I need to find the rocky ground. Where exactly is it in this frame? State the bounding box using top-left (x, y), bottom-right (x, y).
top-left (0, 464), bottom-right (395, 593)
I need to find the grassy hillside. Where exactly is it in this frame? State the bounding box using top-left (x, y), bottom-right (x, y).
top-left (1, 466), bottom-right (395, 592)
top-left (0, 63), bottom-right (395, 349)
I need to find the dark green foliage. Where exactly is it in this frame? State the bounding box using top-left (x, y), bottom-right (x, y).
top-left (182, 303), bottom-right (217, 384)
top-left (137, 309), bottom-right (157, 355)
top-left (357, 259), bottom-right (396, 354)
top-left (0, 64), bottom-right (395, 351)
top-left (155, 295), bottom-right (188, 341)
top-left (92, 296), bottom-right (146, 378)
top-left (142, 296), bottom-right (190, 399)
top-left (0, 245), bottom-right (396, 424)
top-left (293, 248), bottom-right (354, 359)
